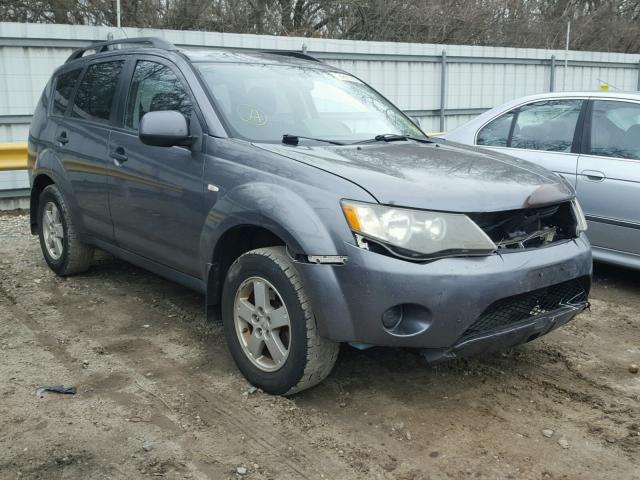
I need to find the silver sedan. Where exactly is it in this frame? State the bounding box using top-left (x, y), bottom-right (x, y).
top-left (443, 91), bottom-right (640, 270)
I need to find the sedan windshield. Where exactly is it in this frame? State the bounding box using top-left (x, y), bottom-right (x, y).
top-left (195, 62), bottom-right (425, 143)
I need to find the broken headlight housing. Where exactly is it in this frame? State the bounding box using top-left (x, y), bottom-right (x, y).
top-left (341, 200), bottom-right (496, 261)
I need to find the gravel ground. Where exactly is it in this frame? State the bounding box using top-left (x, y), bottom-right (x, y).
top-left (0, 212), bottom-right (639, 480)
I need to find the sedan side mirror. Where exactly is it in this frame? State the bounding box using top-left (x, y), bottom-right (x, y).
top-left (139, 110), bottom-right (193, 147)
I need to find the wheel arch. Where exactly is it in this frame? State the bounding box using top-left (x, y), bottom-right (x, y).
top-left (205, 223), bottom-right (291, 312)
top-left (30, 173), bottom-right (56, 234)
top-left (201, 182), bottom-right (345, 313)
top-left (30, 147), bottom-right (85, 238)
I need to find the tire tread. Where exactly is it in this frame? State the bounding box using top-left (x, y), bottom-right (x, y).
top-left (40, 185), bottom-right (93, 276)
top-left (239, 247), bottom-right (339, 395)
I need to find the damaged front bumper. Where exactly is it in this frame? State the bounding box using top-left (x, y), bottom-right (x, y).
top-left (420, 301), bottom-right (589, 363)
top-left (295, 234), bottom-right (592, 352)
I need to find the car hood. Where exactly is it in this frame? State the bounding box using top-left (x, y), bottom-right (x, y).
top-left (255, 140), bottom-right (574, 212)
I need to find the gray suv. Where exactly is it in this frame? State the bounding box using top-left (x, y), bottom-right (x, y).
top-left (28, 37), bottom-right (592, 395)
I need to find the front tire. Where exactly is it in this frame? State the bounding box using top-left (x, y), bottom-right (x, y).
top-left (222, 247), bottom-right (339, 395)
top-left (37, 184), bottom-right (94, 276)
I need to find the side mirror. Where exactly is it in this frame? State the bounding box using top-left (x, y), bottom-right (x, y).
top-left (410, 116), bottom-right (422, 128)
top-left (139, 110), bottom-right (193, 147)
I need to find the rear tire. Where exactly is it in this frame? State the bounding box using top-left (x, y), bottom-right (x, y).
top-left (222, 246), bottom-right (339, 395)
top-left (37, 184), bottom-right (94, 276)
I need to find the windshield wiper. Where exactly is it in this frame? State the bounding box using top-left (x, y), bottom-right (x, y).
top-left (352, 134), bottom-right (433, 145)
top-left (282, 134), bottom-right (345, 146)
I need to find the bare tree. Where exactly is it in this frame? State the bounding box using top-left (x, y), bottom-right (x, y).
top-left (2, 0), bottom-right (640, 53)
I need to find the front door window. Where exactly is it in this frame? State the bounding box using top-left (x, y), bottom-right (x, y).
top-left (125, 60), bottom-right (193, 131)
top-left (588, 100), bottom-right (640, 160)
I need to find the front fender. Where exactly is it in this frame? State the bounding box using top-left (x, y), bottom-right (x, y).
top-left (200, 181), bottom-right (343, 274)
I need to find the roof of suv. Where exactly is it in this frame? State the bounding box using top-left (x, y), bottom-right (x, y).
top-left (65, 36), bottom-right (333, 70)
top-left (179, 48), bottom-right (329, 68)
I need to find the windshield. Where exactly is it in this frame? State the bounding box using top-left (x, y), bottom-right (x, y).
top-left (195, 62), bottom-right (425, 143)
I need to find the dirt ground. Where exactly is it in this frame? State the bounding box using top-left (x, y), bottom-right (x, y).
top-left (0, 212), bottom-right (638, 480)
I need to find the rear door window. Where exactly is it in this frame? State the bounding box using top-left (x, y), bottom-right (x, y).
top-left (52, 68), bottom-right (81, 116)
top-left (588, 100), bottom-right (640, 160)
top-left (71, 60), bottom-right (125, 124)
top-left (510, 99), bottom-right (582, 152)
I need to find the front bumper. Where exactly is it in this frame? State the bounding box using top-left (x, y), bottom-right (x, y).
top-left (420, 303), bottom-right (586, 363)
top-left (295, 234), bottom-right (592, 349)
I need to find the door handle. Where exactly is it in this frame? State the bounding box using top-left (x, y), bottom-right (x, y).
top-left (110, 147), bottom-right (128, 164)
top-left (56, 131), bottom-right (69, 145)
top-left (581, 170), bottom-right (605, 182)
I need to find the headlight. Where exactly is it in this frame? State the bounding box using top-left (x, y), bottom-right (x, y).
top-left (341, 200), bottom-right (496, 260)
top-left (571, 198), bottom-right (588, 234)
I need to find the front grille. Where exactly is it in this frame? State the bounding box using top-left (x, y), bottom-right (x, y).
top-left (463, 277), bottom-right (589, 337)
top-left (468, 202), bottom-right (577, 250)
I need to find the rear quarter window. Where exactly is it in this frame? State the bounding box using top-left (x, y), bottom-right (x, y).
top-left (477, 111), bottom-right (515, 147)
top-left (52, 68), bottom-right (81, 116)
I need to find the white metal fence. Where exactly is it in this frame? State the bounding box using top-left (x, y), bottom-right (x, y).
top-left (1, 21), bottom-right (640, 194)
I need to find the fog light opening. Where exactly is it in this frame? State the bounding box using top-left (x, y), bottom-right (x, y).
top-left (381, 304), bottom-right (432, 337)
top-left (381, 305), bottom-right (404, 330)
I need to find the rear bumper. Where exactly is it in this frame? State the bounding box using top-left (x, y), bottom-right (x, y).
top-left (295, 234), bottom-right (592, 349)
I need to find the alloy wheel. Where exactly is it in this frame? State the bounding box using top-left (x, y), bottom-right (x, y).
top-left (42, 201), bottom-right (64, 260)
top-left (234, 276), bottom-right (291, 372)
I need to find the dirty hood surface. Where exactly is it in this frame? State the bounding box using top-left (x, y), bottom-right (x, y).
top-left (255, 140), bottom-right (574, 212)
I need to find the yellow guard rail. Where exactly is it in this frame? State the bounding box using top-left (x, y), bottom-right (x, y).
top-left (0, 142), bottom-right (29, 171)
top-left (0, 135), bottom-right (447, 173)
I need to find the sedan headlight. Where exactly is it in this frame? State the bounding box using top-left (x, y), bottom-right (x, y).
top-left (341, 200), bottom-right (496, 260)
top-left (571, 198), bottom-right (588, 234)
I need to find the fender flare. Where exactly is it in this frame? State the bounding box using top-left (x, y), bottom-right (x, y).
top-left (30, 148), bottom-right (85, 237)
top-left (200, 182), bottom-right (344, 310)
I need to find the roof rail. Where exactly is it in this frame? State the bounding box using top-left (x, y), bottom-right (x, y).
top-left (260, 50), bottom-right (321, 63)
top-left (66, 37), bottom-right (177, 63)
